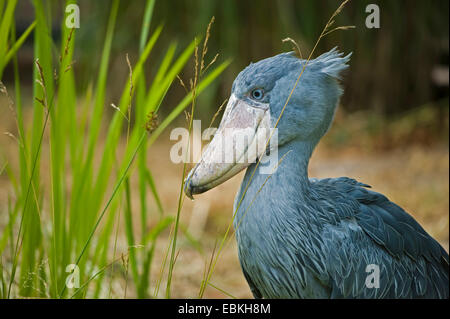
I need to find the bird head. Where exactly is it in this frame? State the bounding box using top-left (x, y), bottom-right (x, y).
top-left (184, 48), bottom-right (351, 198)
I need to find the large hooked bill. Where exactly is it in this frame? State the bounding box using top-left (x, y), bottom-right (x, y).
top-left (184, 94), bottom-right (278, 199)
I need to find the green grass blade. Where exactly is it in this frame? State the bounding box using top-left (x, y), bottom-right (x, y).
top-left (148, 60), bottom-right (231, 147)
top-left (3, 21), bottom-right (36, 68)
top-left (12, 0), bottom-right (53, 297)
top-left (90, 26), bottom-right (163, 216)
top-left (139, 0), bottom-right (155, 53)
top-left (59, 133), bottom-right (147, 298)
top-left (0, 0), bottom-right (18, 79)
top-left (123, 178), bottom-right (139, 285)
top-left (145, 168), bottom-right (164, 215)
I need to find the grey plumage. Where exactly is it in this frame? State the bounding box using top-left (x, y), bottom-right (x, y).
top-left (235, 172), bottom-right (449, 298)
top-left (185, 48), bottom-right (449, 298)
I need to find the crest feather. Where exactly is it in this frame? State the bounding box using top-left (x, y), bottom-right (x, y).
top-left (313, 47), bottom-right (351, 79)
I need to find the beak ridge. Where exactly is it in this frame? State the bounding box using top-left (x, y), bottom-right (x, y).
top-left (183, 94), bottom-right (271, 198)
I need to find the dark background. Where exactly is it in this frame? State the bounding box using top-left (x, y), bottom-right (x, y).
top-left (10, 0), bottom-right (449, 140)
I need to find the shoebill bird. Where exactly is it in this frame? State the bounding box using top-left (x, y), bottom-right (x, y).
top-left (184, 48), bottom-right (449, 298)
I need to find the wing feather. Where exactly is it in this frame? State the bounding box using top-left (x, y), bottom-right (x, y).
top-left (313, 177), bottom-right (449, 298)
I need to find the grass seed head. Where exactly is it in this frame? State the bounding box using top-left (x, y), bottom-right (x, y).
top-left (145, 111), bottom-right (159, 133)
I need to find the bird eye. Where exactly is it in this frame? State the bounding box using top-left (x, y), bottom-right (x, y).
top-left (251, 88), bottom-right (264, 100)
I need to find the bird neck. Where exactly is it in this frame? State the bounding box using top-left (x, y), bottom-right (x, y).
top-left (241, 138), bottom-right (316, 202)
top-left (271, 138), bottom-right (315, 192)
top-left (234, 138), bottom-right (316, 231)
